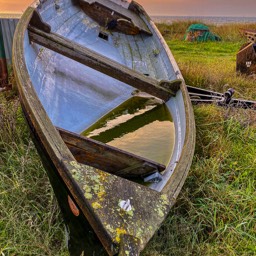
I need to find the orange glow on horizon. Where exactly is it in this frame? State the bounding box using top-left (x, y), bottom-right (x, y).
top-left (136, 0), bottom-right (256, 17)
top-left (0, 0), bottom-right (33, 13)
top-left (0, 0), bottom-right (255, 17)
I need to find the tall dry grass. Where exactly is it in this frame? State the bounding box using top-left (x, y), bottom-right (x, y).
top-left (0, 93), bottom-right (68, 255)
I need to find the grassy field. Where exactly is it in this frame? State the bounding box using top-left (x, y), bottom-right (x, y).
top-left (1, 21), bottom-right (256, 255)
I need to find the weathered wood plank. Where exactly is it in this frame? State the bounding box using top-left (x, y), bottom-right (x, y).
top-left (28, 25), bottom-right (181, 101)
top-left (57, 127), bottom-right (165, 177)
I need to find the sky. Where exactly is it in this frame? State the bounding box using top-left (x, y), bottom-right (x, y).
top-left (137, 0), bottom-right (256, 17)
top-left (0, 0), bottom-right (255, 17)
top-left (0, 0), bottom-right (33, 14)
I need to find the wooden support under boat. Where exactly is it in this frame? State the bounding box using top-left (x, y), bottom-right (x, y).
top-left (27, 11), bottom-right (181, 101)
top-left (57, 127), bottom-right (165, 178)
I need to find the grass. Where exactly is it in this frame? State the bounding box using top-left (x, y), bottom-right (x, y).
top-left (0, 93), bottom-right (68, 255)
top-left (1, 22), bottom-right (256, 255)
top-left (166, 40), bottom-right (256, 98)
top-left (142, 22), bottom-right (256, 256)
top-left (143, 106), bottom-right (256, 256)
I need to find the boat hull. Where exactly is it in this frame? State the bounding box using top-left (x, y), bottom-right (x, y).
top-left (13, 1), bottom-right (195, 255)
top-left (21, 101), bottom-right (108, 255)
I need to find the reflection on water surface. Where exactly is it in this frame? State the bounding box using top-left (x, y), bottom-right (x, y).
top-left (82, 97), bottom-right (175, 165)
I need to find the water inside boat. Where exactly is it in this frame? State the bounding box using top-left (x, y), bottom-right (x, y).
top-left (82, 96), bottom-right (175, 165)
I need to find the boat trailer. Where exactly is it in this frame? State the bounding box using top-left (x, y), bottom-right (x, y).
top-left (187, 85), bottom-right (256, 110)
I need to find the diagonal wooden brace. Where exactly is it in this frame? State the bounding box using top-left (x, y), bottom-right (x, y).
top-left (57, 127), bottom-right (166, 178)
top-left (28, 10), bottom-right (181, 101)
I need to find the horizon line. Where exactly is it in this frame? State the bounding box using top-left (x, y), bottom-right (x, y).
top-left (150, 14), bottom-right (256, 18)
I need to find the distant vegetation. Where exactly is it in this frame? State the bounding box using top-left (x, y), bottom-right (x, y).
top-left (0, 21), bottom-right (255, 255)
top-left (157, 21), bottom-right (256, 42)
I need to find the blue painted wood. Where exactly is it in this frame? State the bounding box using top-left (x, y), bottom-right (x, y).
top-left (23, 0), bottom-right (190, 192)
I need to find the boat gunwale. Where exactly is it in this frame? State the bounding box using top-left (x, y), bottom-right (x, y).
top-left (147, 19), bottom-right (195, 196)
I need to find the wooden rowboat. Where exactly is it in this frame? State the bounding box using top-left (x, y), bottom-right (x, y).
top-left (13, 0), bottom-right (195, 255)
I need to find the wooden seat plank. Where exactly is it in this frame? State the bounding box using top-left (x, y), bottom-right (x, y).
top-left (57, 127), bottom-right (166, 178)
top-left (28, 25), bottom-right (181, 101)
